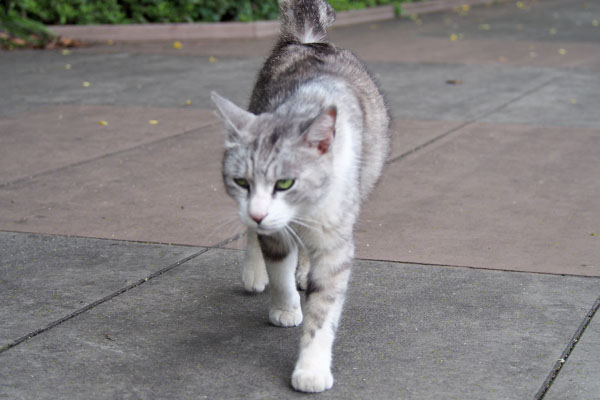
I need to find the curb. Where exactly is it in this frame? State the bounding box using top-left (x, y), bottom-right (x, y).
top-left (48, 0), bottom-right (497, 42)
top-left (401, 0), bottom-right (496, 15)
top-left (49, 6), bottom-right (395, 42)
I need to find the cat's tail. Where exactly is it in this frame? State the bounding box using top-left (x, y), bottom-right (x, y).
top-left (279, 0), bottom-right (335, 44)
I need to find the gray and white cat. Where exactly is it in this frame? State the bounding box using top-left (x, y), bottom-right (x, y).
top-left (211, 0), bottom-right (389, 393)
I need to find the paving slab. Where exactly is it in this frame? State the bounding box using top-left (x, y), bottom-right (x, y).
top-left (0, 231), bottom-right (201, 347)
top-left (545, 304), bottom-right (600, 399)
top-left (358, 121), bottom-right (600, 277)
top-left (0, 105), bottom-right (216, 185)
top-left (75, 0), bottom-right (600, 69)
top-left (0, 242), bottom-right (599, 399)
top-left (0, 121), bottom-right (239, 247)
top-left (0, 51), bottom-right (261, 117)
top-left (407, 0), bottom-right (600, 44)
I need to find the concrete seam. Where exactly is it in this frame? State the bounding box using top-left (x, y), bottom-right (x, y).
top-left (0, 231), bottom-right (243, 355)
top-left (386, 76), bottom-right (559, 165)
top-left (534, 294), bottom-right (600, 399)
top-left (0, 120), bottom-right (219, 190)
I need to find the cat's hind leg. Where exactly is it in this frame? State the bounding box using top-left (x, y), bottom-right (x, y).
top-left (295, 246), bottom-right (310, 291)
top-left (242, 229), bottom-right (269, 293)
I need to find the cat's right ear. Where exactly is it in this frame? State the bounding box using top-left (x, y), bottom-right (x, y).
top-left (211, 91), bottom-right (255, 143)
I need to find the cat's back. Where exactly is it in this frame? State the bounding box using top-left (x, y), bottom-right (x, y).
top-left (249, 41), bottom-right (380, 115)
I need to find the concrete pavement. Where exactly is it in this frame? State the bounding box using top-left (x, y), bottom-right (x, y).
top-left (1, 0), bottom-right (599, 398)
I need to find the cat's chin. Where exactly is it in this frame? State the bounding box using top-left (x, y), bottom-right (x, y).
top-left (252, 226), bottom-right (282, 236)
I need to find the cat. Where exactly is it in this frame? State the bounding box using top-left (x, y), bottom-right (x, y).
top-left (211, 0), bottom-right (389, 393)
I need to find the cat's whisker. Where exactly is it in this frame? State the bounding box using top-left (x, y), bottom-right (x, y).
top-left (285, 225), bottom-right (307, 251)
top-left (290, 218), bottom-right (321, 233)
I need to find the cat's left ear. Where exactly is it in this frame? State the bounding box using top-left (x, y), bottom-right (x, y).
top-left (303, 106), bottom-right (337, 155)
top-left (211, 91), bottom-right (255, 143)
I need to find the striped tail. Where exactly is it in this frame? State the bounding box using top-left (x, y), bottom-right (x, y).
top-left (279, 0), bottom-right (336, 44)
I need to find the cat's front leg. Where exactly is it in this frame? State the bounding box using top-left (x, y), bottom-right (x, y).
top-left (242, 229), bottom-right (269, 293)
top-left (259, 234), bottom-right (303, 327)
top-left (291, 246), bottom-right (352, 393)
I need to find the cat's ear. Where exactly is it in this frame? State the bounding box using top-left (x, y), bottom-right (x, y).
top-left (211, 91), bottom-right (255, 142)
top-left (303, 106), bottom-right (337, 155)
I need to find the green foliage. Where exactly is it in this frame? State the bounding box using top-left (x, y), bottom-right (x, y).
top-left (2, 0), bottom-right (406, 26)
top-left (329, 0), bottom-right (399, 12)
top-left (0, 6), bottom-right (55, 48)
top-left (0, 0), bottom-right (410, 47)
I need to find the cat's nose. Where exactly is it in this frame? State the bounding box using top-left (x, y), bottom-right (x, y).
top-left (251, 213), bottom-right (266, 224)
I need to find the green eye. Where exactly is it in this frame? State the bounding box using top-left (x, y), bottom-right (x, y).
top-left (275, 179), bottom-right (295, 191)
top-left (234, 178), bottom-right (249, 189)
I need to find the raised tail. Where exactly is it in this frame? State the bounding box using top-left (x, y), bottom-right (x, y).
top-left (279, 0), bottom-right (336, 44)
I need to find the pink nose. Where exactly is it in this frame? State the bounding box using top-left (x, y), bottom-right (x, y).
top-left (251, 213), bottom-right (266, 224)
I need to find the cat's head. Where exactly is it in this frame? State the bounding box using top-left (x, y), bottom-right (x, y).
top-left (211, 92), bottom-right (336, 235)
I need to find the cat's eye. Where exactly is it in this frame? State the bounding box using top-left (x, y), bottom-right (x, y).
top-left (234, 178), bottom-right (249, 189)
top-left (275, 179), bottom-right (295, 191)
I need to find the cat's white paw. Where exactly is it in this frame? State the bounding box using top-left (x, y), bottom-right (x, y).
top-left (291, 367), bottom-right (334, 393)
top-left (269, 307), bottom-right (303, 327)
top-left (242, 263), bottom-right (269, 293)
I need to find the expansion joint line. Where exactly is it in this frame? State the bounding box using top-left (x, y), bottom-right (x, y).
top-left (0, 121), bottom-right (219, 190)
top-left (534, 294), bottom-right (600, 399)
top-left (0, 232), bottom-right (243, 355)
top-left (386, 76), bottom-right (558, 165)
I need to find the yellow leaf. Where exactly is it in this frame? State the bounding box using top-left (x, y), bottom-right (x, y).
top-left (61, 49), bottom-right (71, 55)
top-left (549, 28), bottom-right (557, 35)
top-left (184, 99), bottom-right (192, 105)
top-left (593, 20), bottom-right (599, 27)
top-left (149, 120), bottom-right (159, 125)
top-left (558, 48), bottom-right (566, 55)
top-left (516, 1), bottom-right (525, 9)
top-left (569, 98), bottom-right (577, 104)
top-left (450, 33), bottom-right (458, 41)
top-left (82, 81), bottom-right (91, 87)
top-left (65, 64), bottom-right (72, 70)
top-left (98, 120), bottom-right (108, 126)
top-left (107, 39), bottom-right (114, 45)
top-left (173, 40), bottom-right (183, 49)
top-left (209, 56), bottom-right (217, 63)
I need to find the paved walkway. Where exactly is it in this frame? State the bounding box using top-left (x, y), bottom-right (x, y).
top-left (1, 0), bottom-right (599, 398)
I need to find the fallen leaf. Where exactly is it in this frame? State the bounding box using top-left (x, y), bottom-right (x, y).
top-left (593, 20), bottom-right (599, 27)
top-left (61, 49), bottom-right (71, 55)
top-left (184, 99), bottom-right (192, 105)
top-left (450, 33), bottom-right (458, 41)
top-left (107, 39), bottom-right (114, 45)
top-left (98, 120), bottom-right (108, 126)
top-left (569, 98), bottom-right (577, 104)
top-left (209, 56), bottom-right (217, 63)
top-left (149, 120), bottom-right (159, 125)
top-left (479, 23), bottom-right (491, 30)
top-left (82, 81), bottom-right (91, 87)
top-left (549, 28), bottom-right (557, 35)
top-left (446, 79), bottom-right (464, 85)
top-left (65, 64), bottom-right (72, 70)
top-left (558, 48), bottom-right (566, 55)
top-left (173, 40), bottom-right (183, 49)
